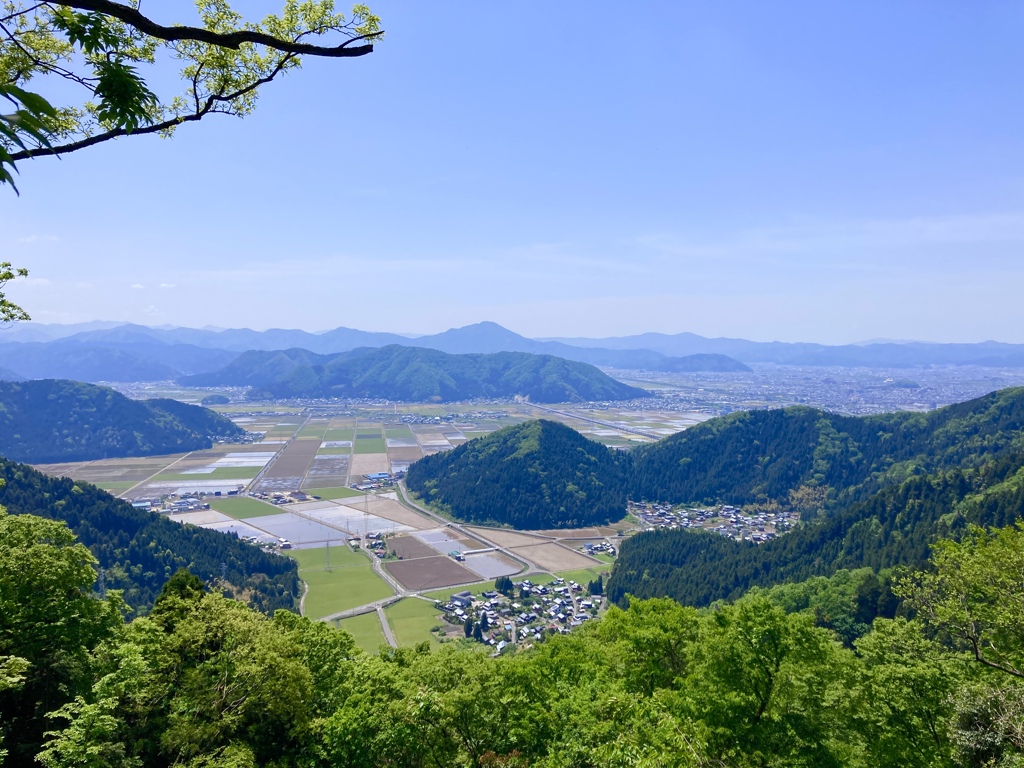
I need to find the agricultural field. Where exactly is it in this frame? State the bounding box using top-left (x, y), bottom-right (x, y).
top-left (207, 496), bottom-right (280, 519)
top-left (384, 598), bottom-right (444, 647)
top-left (30, 398), bottom-right (713, 650)
top-left (289, 546), bottom-right (393, 620)
top-left (336, 611), bottom-right (387, 653)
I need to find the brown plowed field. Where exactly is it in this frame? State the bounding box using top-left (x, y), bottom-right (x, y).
top-left (387, 447), bottom-right (424, 461)
top-left (385, 556), bottom-right (480, 590)
top-left (388, 536), bottom-right (438, 560)
top-left (350, 453), bottom-right (390, 475)
top-left (467, 527), bottom-right (551, 548)
top-left (264, 439), bottom-right (320, 478)
top-left (507, 543), bottom-right (599, 572)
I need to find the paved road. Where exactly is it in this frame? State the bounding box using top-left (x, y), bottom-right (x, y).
top-left (377, 605), bottom-right (398, 647)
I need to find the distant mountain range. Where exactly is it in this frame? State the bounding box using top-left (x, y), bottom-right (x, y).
top-left (182, 345), bottom-right (649, 403)
top-left (544, 330), bottom-right (1024, 368)
top-left (3, 321), bottom-right (1023, 382)
top-left (0, 366), bottom-right (23, 380)
top-left (0, 379), bottom-right (244, 463)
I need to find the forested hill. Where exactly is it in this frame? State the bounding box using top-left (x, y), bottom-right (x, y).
top-left (0, 379), bottom-right (244, 463)
top-left (182, 344), bottom-right (649, 402)
top-left (0, 366), bottom-right (23, 380)
top-left (406, 419), bottom-right (630, 528)
top-left (630, 386), bottom-right (1024, 507)
top-left (0, 459), bottom-right (299, 614)
top-left (610, 387), bottom-right (1024, 605)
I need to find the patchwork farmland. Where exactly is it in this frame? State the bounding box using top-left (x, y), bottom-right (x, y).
top-left (32, 398), bottom-right (710, 649)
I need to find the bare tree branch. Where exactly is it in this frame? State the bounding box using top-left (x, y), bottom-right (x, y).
top-left (43, 0), bottom-right (381, 57)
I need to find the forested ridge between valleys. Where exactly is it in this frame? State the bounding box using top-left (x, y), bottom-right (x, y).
top-left (408, 387), bottom-right (1024, 599)
top-left (0, 379), bottom-right (243, 463)
top-left (180, 344), bottom-right (648, 402)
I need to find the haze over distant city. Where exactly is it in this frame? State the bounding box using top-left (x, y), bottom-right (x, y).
top-left (5, 1), bottom-right (1024, 344)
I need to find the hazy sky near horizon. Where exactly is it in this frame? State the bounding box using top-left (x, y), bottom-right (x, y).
top-left (4, 1), bottom-right (1024, 344)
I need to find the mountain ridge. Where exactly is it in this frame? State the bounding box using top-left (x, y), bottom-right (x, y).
top-left (0, 379), bottom-right (245, 463)
top-left (182, 345), bottom-right (650, 402)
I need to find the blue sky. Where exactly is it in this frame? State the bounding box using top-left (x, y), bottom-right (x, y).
top-left (4, 1), bottom-right (1024, 343)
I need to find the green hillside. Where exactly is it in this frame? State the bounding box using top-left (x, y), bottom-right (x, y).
top-left (0, 458), bottom-right (299, 615)
top-left (406, 419), bottom-right (630, 528)
top-left (0, 379), bottom-right (244, 463)
top-left (183, 344), bottom-right (649, 402)
top-left (405, 388), bottom-right (1024, 593)
top-left (630, 388), bottom-right (1024, 507)
top-left (611, 387), bottom-right (1024, 605)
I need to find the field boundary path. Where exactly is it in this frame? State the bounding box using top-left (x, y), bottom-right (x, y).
top-left (377, 605), bottom-right (398, 647)
top-left (320, 595), bottom-right (402, 623)
top-left (395, 482), bottom-right (540, 576)
top-left (121, 451), bottom-right (193, 498)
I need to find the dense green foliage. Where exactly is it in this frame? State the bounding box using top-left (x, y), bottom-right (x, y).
top-left (4, 512), bottom-right (1024, 767)
top-left (406, 420), bottom-right (630, 528)
top-left (0, 459), bottom-right (299, 616)
top-left (183, 345), bottom-right (649, 403)
top-left (631, 387), bottom-right (1024, 505)
top-left (0, 379), bottom-right (243, 463)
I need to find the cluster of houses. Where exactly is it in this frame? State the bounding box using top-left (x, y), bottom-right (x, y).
top-left (350, 471), bottom-right (398, 492)
top-left (251, 490), bottom-right (316, 505)
top-left (581, 541), bottom-right (615, 556)
top-left (347, 531), bottom-right (388, 557)
top-left (630, 501), bottom-right (798, 543)
top-left (134, 487), bottom-right (247, 514)
top-left (438, 578), bottom-right (601, 652)
top-left (390, 410), bottom-right (509, 426)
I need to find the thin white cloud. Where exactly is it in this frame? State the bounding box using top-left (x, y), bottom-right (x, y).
top-left (131, 283), bottom-right (145, 289)
top-left (159, 283), bottom-right (176, 289)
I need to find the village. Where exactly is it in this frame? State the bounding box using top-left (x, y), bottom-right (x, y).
top-left (629, 500), bottom-right (799, 543)
top-left (435, 575), bottom-right (603, 653)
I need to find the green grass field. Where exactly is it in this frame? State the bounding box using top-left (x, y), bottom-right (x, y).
top-left (209, 496), bottom-right (280, 519)
top-left (384, 598), bottom-right (443, 647)
top-left (156, 466), bottom-right (262, 481)
top-left (316, 447), bottom-right (351, 455)
top-left (594, 553), bottom-right (616, 563)
top-left (354, 438), bottom-right (387, 454)
top-left (308, 486), bottom-right (364, 500)
top-left (289, 547), bottom-right (393, 620)
top-left (337, 611), bottom-right (387, 654)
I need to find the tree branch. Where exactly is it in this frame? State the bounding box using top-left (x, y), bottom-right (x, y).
top-left (44, 0), bottom-right (380, 57)
top-left (9, 52), bottom-right (295, 160)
